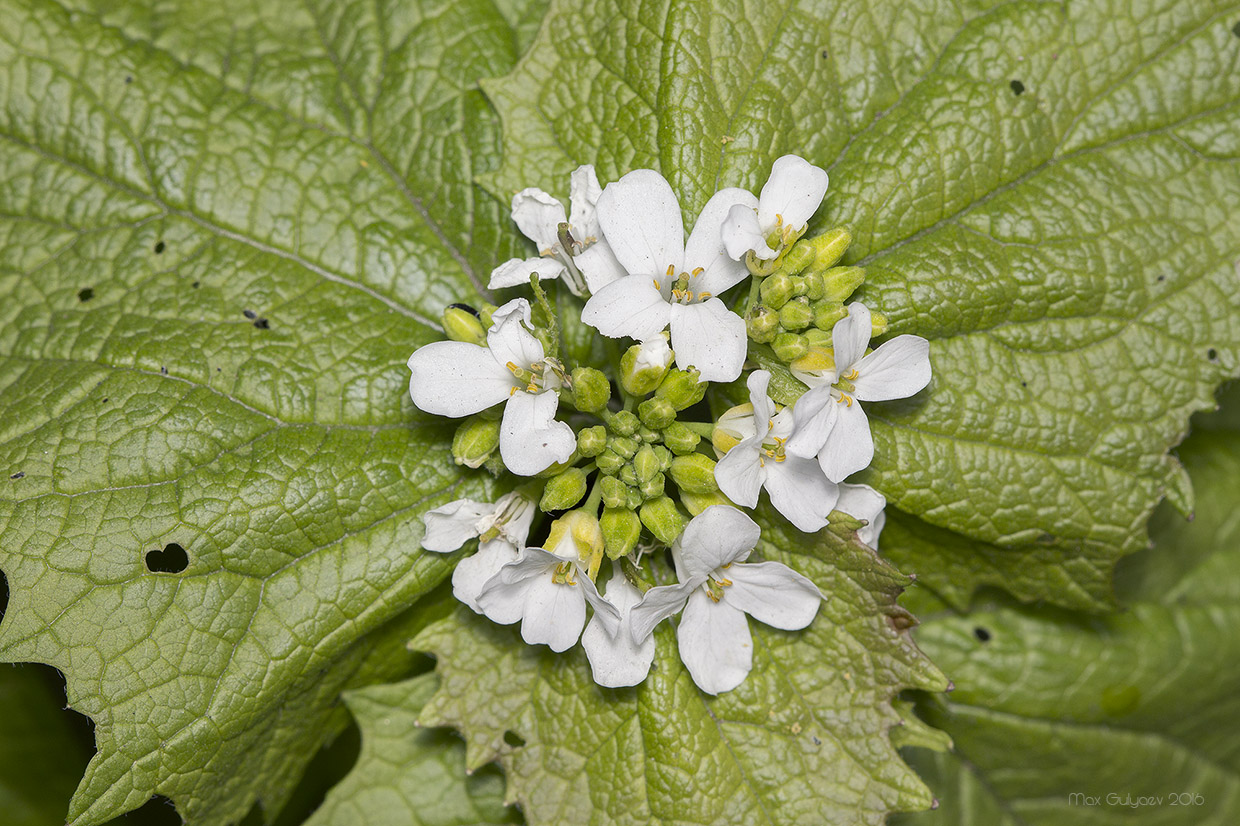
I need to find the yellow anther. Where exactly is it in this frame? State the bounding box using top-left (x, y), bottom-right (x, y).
top-left (719, 577), bottom-right (733, 587)
top-left (836, 394), bottom-right (854, 407)
top-left (509, 386), bottom-right (518, 396)
top-left (692, 267), bottom-right (704, 276)
top-left (506, 361), bottom-right (520, 373)
top-left (699, 292), bottom-right (712, 300)
top-left (775, 453), bottom-right (786, 463)
top-left (654, 278), bottom-right (662, 290)
top-left (666, 264), bottom-right (676, 277)
top-left (843, 368), bottom-right (860, 381)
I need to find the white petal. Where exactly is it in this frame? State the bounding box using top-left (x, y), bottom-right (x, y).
top-left (722, 203), bottom-right (775, 261)
top-left (676, 505), bottom-right (761, 578)
top-left (852, 335), bottom-right (932, 402)
top-left (757, 155), bottom-right (829, 232)
top-left (488, 256), bottom-right (568, 290)
top-left (491, 492), bottom-right (538, 547)
top-left (596, 169), bottom-right (684, 275)
top-left (421, 499), bottom-right (490, 552)
top-left (629, 582), bottom-right (694, 642)
top-left (520, 575), bottom-right (586, 652)
top-left (684, 187), bottom-right (758, 295)
top-left (669, 299), bottom-right (746, 382)
top-left (815, 400), bottom-right (873, 483)
top-left (475, 549), bottom-right (559, 625)
top-left (407, 341), bottom-right (513, 417)
top-left (568, 165), bottom-right (604, 239)
top-left (582, 275), bottom-right (673, 341)
top-left (832, 303), bottom-right (872, 371)
top-left (676, 590), bottom-right (753, 695)
top-left (578, 567), bottom-right (622, 634)
top-left (487, 298), bottom-right (544, 369)
top-left (635, 335), bottom-right (673, 371)
top-left (452, 537), bottom-right (520, 612)
top-left (511, 187), bottom-right (567, 252)
top-left (500, 390), bottom-right (576, 476)
top-left (573, 238), bottom-right (628, 294)
top-left (713, 438), bottom-right (764, 508)
top-left (582, 578), bottom-right (656, 688)
top-left (836, 483), bottom-right (887, 549)
top-left (762, 456), bottom-right (839, 533)
top-left (786, 385), bottom-right (837, 458)
top-left (724, 560), bottom-right (821, 630)
top-left (746, 370), bottom-right (775, 431)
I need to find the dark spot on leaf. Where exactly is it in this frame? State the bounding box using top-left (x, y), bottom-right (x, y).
top-left (821, 49), bottom-right (829, 59)
top-left (974, 626), bottom-right (992, 642)
top-left (9, 471), bottom-right (24, 480)
top-left (146, 543), bottom-right (188, 574)
top-left (1035, 531), bottom-right (1056, 544)
top-left (1021, 381), bottom-right (1028, 387)
top-left (154, 240), bottom-right (166, 254)
top-left (78, 287), bottom-right (94, 302)
top-left (811, 735), bottom-right (822, 745)
top-left (1010, 79), bottom-right (1025, 96)
top-left (253, 318), bottom-right (270, 329)
top-left (243, 309), bottom-right (257, 319)
top-left (447, 302), bottom-right (480, 318)
top-left (503, 731), bottom-right (526, 748)
top-left (124, 75), bottom-right (133, 84)
top-left (160, 366), bottom-right (168, 375)
top-left (1157, 274), bottom-right (1166, 282)
top-left (191, 281), bottom-right (200, 289)
top-left (0, 567), bottom-right (7, 627)
top-left (1208, 348), bottom-right (1219, 362)
top-left (102, 398), bottom-right (109, 403)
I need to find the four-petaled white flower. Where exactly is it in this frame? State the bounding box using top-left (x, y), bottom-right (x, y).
top-left (722, 155), bottom-right (829, 262)
top-left (787, 303), bottom-right (931, 482)
top-left (581, 170), bottom-right (757, 383)
top-left (407, 298), bottom-right (576, 476)
top-left (477, 513), bottom-right (620, 652)
top-left (713, 371), bottom-right (839, 533)
top-left (629, 507), bottom-right (822, 695)
top-left (835, 483), bottom-right (887, 549)
top-left (581, 576), bottom-right (656, 688)
top-left (489, 165), bottom-right (626, 297)
top-left (421, 491), bottom-right (537, 612)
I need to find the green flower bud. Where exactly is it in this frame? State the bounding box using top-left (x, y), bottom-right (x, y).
top-left (813, 300), bottom-right (848, 331)
top-left (680, 490), bottom-right (735, 516)
top-left (610, 435), bottom-right (639, 459)
top-left (618, 463), bottom-right (638, 486)
top-left (540, 467), bottom-right (588, 511)
top-left (653, 445), bottom-right (673, 470)
top-left (746, 305), bottom-right (780, 344)
top-left (534, 454), bottom-right (578, 478)
top-left (779, 241), bottom-right (816, 276)
top-left (669, 453), bottom-right (719, 494)
top-left (442, 305), bottom-right (487, 345)
top-left (779, 297), bottom-right (813, 331)
top-left (601, 475), bottom-right (629, 509)
top-left (634, 444), bottom-right (661, 483)
top-left (600, 507), bottom-right (642, 559)
top-left (772, 332), bottom-right (810, 362)
top-left (870, 311), bottom-right (889, 337)
top-left (609, 410), bottom-right (640, 437)
top-left (802, 272), bottom-right (825, 300)
top-left (625, 485), bottom-right (644, 511)
top-left (821, 266), bottom-right (866, 303)
top-left (656, 368), bottom-right (706, 411)
top-left (570, 366), bottom-right (611, 413)
top-left (662, 422), bottom-right (701, 455)
top-left (638, 426), bottom-right (661, 443)
top-left (451, 416), bottom-right (499, 468)
top-left (806, 227), bottom-right (852, 272)
top-left (639, 471), bottom-right (665, 500)
top-left (639, 496), bottom-right (687, 545)
top-left (545, 510), bottom-right (604, 579)
top-left (804, 328), bottom-right (831, 349)
top-left (638, 397), bottom-right (676, 430)
top-left (597, 449), bottom-right (625, 475)
top-left (577, 425), bottom-right (607, 457)
top-left (619, 337), bottom-right (673, 396)
top-left (760, 272), bottom-right (794, 309)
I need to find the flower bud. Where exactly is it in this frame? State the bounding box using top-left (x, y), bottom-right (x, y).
top-left (669, 453), bottom-right (719, 494)
top-left (813, 300), bottom-right (848, 330)
top-left (619, 336), bottom-right (673, 396)
top-left (639, 496), bottom-right (687, 545)
top-left (779, 297), bottom-right (813, 330)
top-left (451, 416), bottom-right (499, 468)
top-left (772, 332), bottom-right (810, 362)
top-left (625, 485), bottom-right (644, 511)
top-left (653, 445), bottom-right (673, 470)
top-left (639, 471), bottom-right (665, 500)
top-left (662, 422), bottom-right (701, 455)
top-left (821, 266), bottom-right (866, 303)
top-left (600, 507), bottom-right (642, 559)
top-left (577, 425), bottom-right (607, 457)
top-left (610, 435), bottom-right (639, 459)
top-left (601, 475), bottom-right (628, 509)
top-left (805, 227), bottom-right (852, 272)
top-left (618, 464), bottom-right (638, 486)
top-left (746, 305), bottom-right (780, 343)
top-left (608, 410), bottom-right (640, 437)
top-left (545, 510), bottom-right (604, 579)
top-left (638, 397), bottom-right (676, 430)
top-left (801, 272), bottom-right (825, 300)
top-left (540, 467), bottom-right (588, 511)
top-left (804, 328), bottom-right (831, 349)
top-left (638, 426), bottom-right (661, 443)
top-left (656, 368), bottom-right (706, 410)
top-left (633, 444), bottom-right (661, 483)
top-left (679, 490), bottom-right (735, 515)
top-left (570, 366), bottom-right (610, 413)
top-left (441, 304), bottom-right (486, 345)
top-left (779, 241), bottom-right (816, 276)
top-left (760, 273), bottom-right (794, 309)
top-left (870, 311), bottom-right (889, 337)
top-left (596, 449), bottom-right (625, 475)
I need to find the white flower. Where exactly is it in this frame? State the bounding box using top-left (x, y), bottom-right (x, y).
top-left (489, 165), bottom-right (626, 296)
top-left (722, 155), bottom-right (829, 262)
top-left (712, 371), bottom-right (839, 532)
top-left (835, 483), bottom-right (887, 549)
top-left (407, 298), bottom-right (575, 476)
top-left (787, 303), bottom-right (931, 482)
top-left (476, 513), bottom-right (619, 652)
top-left (581, 170), bottom-right (757, 383)
top-left (581, 576), bottom-right (655, 688)
top-left (629, 507), bottom-right (821, 695)
top-left (420, 492), bottom-right (537, 612)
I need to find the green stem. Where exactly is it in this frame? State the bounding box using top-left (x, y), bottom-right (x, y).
top-left (582, 473), bottom-right (605, 514)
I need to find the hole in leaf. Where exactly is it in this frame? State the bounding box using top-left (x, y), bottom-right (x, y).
top-left (1010, 79), bottom-right (1025, 95)
top-left (78, 287), bottom-right (94, 302)
top-left (0, 567), bottom-right (7, 628)
top-left (1208, 348), bottom-right (1219, 362)
top-left (145, 543), bottom-right (188, 574)
top-left (253, 318), bottom-right (270, 329)
top-left (503, 731), bottom-right (526, 748)
top-left (153, 240), bottom-right (166, 254)
top-left (973, 627), bottom-right (991, 642)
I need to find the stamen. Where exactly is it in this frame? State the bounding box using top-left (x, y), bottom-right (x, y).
top-left (843, 368), bottom-right (860, 381)
top-left (666, 264), bottom-right (675, 277)
top-left (510, 387), bottom-right (518, 396)
top-left (691, 267), bottom-right (704, 276)
top-left (506, 361), bottom-right (520, 373)
top-left (653, 278), bottom-right (661, 290)
top-left (836, 394), bottom-right (854, 407)
top-left (698, 292), bottom-right (712, 300)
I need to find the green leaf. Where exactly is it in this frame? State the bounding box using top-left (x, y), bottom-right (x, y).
top-left (0, 0), bottom-right (542, 822)
top-left (893, 422), bottom-right (1240, 824)
top-left (304, 673), bottom-right (517, 826)
top-left (414, 509), bottom-right (948, 826)
top-left (483, 0), bottom-right (1240, 605)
